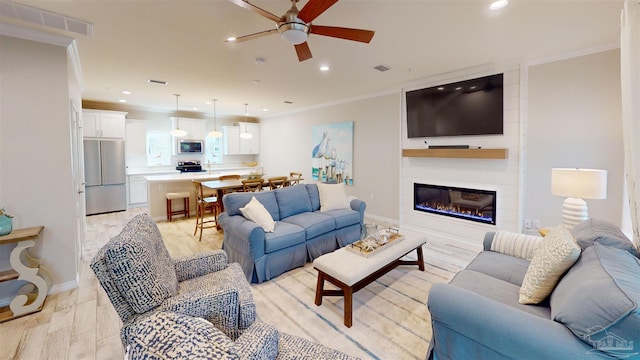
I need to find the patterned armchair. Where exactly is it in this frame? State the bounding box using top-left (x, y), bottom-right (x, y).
top-left (90, 213), bottom-right (256, 345)
top-left (125, 311), bottom-right (360, 360)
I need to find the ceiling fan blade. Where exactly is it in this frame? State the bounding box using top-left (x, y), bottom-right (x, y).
top-left (295, 42), bottom-right (312, 62)
top-left (297, 0), bottom-right (339, 23)
top-left (227, 0), bottom-right (283, 22)
top-left (225, 28), bottom-right (278, 43)
top-left (310, 25), bottom-right (375, 43)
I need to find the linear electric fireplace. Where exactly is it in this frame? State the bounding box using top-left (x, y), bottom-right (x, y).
top-left (414, 183), bottom-right (496, 225)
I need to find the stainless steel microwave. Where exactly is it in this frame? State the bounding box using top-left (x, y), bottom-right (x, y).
top-left (177, 139), bottom-right (204, 154)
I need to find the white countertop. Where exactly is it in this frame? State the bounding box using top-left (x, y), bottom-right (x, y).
top-left (128, 165), bottom-right (260, 177)
top-left (144, 167), bottom-right (261, 183)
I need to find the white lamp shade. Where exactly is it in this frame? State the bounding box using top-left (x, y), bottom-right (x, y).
top-left (208, 130), bottom-right (223, 138)
top-left (170, 128), bottom-right (187, 137)
top-left (239, 132), bottom-right (253, 139)
top-left (551, 168), bottom-right (607, 199)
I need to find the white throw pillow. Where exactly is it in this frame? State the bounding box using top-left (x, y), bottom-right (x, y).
top-left (317, 183), bottom-right (350, 212)
top-left (519, 226), bottom-right (581, 304)
top-left (240, 196), bottom-right (275, 232)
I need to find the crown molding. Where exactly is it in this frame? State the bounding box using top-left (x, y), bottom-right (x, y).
top-left (0, 21), bottom-right (73, 47)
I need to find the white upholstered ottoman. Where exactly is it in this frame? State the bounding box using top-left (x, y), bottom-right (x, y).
top-left (313, 232), bottom-right (426, 327)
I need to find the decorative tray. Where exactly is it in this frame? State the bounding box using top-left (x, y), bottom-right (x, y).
top-left (346, 228), bottom-right (404, 258)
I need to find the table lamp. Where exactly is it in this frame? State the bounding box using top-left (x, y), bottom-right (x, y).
top-left (551, 168), bottom-right (607, 230)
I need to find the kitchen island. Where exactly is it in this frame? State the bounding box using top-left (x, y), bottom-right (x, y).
top-left (145, 167), bottom-right (261, 221)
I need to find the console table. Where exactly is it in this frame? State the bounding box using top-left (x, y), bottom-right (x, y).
top-left (0, 226), bottom-right (49, 322)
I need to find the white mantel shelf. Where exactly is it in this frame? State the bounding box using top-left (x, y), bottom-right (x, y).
top-left (402, 148), bottom-right (509, 159)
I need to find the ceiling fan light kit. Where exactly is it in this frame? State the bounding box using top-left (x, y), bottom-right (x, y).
top-left (279, 22), bottom-right (310, 45)
top-left (227, 0), bottom-right (375, 62)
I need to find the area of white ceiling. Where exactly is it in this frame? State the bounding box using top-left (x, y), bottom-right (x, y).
top-left (1, 0), bottom-right (624, 118)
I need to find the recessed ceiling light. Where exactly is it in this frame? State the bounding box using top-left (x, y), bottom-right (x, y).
top-left (122, 90), bottom-right (131, 95)
top-left (455, 87), bottom-right (462, 90)
top-left (319, 65), bottom-right (330, 72)
top-left (284, 101), bottom-right (293, 104)
top-left (118, 99), bottom-right (127, 103)
top-left (226, 37), bottom-right (237, 42)
top-left (192, 107), bottom-right (198, 110)
top-left (437, 87), bottom-right (445, 91)
top-left (252, 79), bottom-right (262, 84)
top-left (262, 107), bottom-right (269, 112)
top-left (374, 64), bottom-right (391, 72)
top-left (254, 57), bottom-right (265, 65)
top-left (489, 0), bottom-right (508, 10)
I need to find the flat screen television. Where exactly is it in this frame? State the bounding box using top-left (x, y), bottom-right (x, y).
top-left (406, 73), bottom-right (504, 138)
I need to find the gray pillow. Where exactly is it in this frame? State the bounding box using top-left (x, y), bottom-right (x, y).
top-left (550, 243), bottom-right (640, 357)
top-left (571, 218), bottom-right (637, 257)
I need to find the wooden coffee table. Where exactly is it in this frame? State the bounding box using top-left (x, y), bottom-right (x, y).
top-left (313, 232), bottom-right (426, 327)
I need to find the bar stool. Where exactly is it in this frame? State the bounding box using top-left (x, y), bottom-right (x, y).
top-left (166, 191), bottom-right (190, 222)
top-left (193, 181), bottom-right (220, 241)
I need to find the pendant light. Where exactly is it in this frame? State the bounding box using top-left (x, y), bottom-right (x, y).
top-left (208, 98), bottom-right (223, 138)
top-left (239, 103), bottom-right (253, 139)
top-left (171, 94), bottom-right (187, 137)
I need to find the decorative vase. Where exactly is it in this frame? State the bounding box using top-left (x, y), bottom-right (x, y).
top-left (0, 214), bottom-right (12, 236)
top-left (365, 223), bottom-right (379, 243)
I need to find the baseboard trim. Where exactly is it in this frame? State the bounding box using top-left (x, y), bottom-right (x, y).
top-left (49, 278), bottom-right (79, 295)
top-left (0, 277), bottom-right (78, 307)
top-left (364, 213), bottom-right (399, 227)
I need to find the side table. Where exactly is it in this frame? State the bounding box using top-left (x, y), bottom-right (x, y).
top-left (0, 226), bottom-right (50, 322)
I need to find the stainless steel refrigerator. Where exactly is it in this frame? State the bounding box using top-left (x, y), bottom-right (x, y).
top-left (84, 139), bottom-right (127, 215)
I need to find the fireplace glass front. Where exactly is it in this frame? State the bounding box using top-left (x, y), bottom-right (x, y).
top-left (413, 183), bottom-right (496, 225)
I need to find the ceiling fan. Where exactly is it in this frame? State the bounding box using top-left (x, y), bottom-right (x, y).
top-left (226, 0), bottom-right (375, 62)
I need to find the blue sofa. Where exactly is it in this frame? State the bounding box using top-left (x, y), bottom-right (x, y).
top-left (426, 219), bottom-right (640, 360)
top-left (218, 184), bottom-right (366, 283)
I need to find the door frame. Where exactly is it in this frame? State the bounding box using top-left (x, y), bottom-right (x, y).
top-left (70, 100), bottom-right (86, 261)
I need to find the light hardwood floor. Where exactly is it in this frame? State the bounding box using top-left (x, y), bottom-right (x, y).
top-left (0, 208), bottom-right (479, 359)
top-left (0, 208), bottom-right (222, 360)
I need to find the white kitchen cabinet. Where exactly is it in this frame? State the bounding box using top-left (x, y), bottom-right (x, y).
top-left (171, 117), bottom-right (206, 139)
top-left (128, 175), bottom-right (148, 205)
top-left (83, 110), bottom-right (127, 138)
top-left (223, 123), bottom-right (260, 155)
top-left (223, 126), bottom-right (240, 155)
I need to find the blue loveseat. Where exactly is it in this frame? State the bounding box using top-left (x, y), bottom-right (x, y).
top-left (218, 183), bottom-right (366, 283)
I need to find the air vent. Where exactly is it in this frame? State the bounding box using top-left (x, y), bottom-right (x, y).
top-left (148, 79), bottom-right (168, 85)
top-left (0, 0), bottom-right (93, 37)
top-left (374, 64), bottom-right (391, 72)
top-left (283, 101), bottom-right (293, 104)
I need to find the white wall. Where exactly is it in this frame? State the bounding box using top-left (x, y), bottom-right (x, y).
top-left (0, 35), bottom-right (79, 301)
top-left (260, 50), bottom-right (623, 248)
top-left (524, 49), bottom-right (623, 230)
top-left (400, 67), bottom-right (521, 247)
top-left (259, 93), bottom-right (401, 222)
